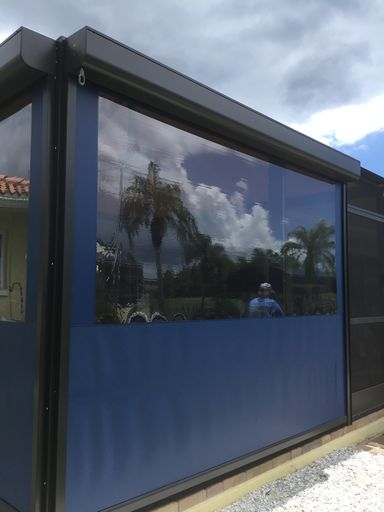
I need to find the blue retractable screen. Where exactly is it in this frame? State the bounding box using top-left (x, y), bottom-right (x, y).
top-left (0, 92), bottom-right (43, 512)
top-left (65, 86), bottom-right (346, 512)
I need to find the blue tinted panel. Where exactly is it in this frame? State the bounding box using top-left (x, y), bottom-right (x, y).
top-left (0, 323), bottom-right (35, 511)
top-left (0, 96), bottom-right (40, 512)
top-left (65, 86), bottom-right (345, 512)
top-left (66, 314), bottom-right (346, 512)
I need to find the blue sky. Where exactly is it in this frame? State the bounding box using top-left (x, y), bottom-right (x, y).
top-left (1, 0), bottom-right (384, 176)
top-left (340, 131), bottom-right (384, 175)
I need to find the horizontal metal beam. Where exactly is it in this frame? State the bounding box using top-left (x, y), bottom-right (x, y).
top-left (350, 316), bottom-right (384, 325)
top-left (352, 383), bottom-right (384, 418)
top-left (65, 27), bottom-right (360, 183)
top-left (0, 27), bottom-right (56, 107)
top-left (348, 204), bottom-right (384, 223)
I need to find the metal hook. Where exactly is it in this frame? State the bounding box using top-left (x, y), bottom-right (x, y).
top-left (78, 67), bottom-right (86, 86)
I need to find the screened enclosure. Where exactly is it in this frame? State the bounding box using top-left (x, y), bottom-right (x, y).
top-left (0, 26), bottom-right (368, 512)
top-left (348, 169), bottom-right (384, 417)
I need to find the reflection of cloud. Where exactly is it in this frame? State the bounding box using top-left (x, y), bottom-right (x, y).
top-left (0, 105), bottom-right (31, 179)
top-left (229, 190), bottom-right (245, 212)
top-left (98, 97), bottom-right (222, 176)
top-left (98, 97), bottom-right (283, 258)
top-left (236, 178), bottom-right (248, 191)
top-left (184, 183), bottom-right (281, 257)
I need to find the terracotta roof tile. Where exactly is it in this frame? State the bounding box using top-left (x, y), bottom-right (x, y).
top-left (0, 174), bottom-right (29, 198)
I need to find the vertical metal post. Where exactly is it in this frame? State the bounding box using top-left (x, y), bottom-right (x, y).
top-left (343, 183), bottom-right (353, 425)
top-left (50, 73), bottom-right (80, 512)
top-left (29, 76), bottom-right (55, 512)
top-left (30, 37), bottom-right (73, 512)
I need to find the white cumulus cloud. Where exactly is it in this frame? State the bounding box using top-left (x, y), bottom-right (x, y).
top-left (291, 94), bottom-right (384, 147)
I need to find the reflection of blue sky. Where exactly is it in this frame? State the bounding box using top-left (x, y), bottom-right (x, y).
top-left (0, 105), bottom-right (31, 179)
top-left (97, 97), bottom-right (337, 277)
top-left (285, 170), bottom-right (336, 236)
top-left (182, 151), bottom-right (269, 211)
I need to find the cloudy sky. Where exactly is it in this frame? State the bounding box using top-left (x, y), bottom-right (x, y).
top-left (1, 0), bottom-right (384, 174)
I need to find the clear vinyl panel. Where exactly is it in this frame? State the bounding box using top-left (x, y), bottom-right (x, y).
top-left (0, 104), bottom-right (31, 322)
top-left (96, 97), bottom-right (337, 324)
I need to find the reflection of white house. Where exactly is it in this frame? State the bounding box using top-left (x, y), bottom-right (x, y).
top-left (0, 174), bottom-right (29, 321)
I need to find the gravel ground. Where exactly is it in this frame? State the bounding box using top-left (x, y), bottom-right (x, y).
top-left (221, 445), bottom-right (384, 512)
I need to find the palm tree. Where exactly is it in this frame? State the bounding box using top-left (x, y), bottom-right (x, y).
top-left (184, 233), bottom-right (230, 311)
top-left (120, 161), bottom-right (198, 305)
top-left (281, 219), bottom-right (335, 283)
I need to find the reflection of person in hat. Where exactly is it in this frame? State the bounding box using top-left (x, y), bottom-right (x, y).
top-left (248, 282), bottom-right (283, 318)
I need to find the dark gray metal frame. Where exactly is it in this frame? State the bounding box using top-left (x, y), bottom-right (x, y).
top-left (343, 184), bottom-right (353, 425)
top-left (65, 27), bottom-right (359, 182)
top-left (0, 25), bottom-right (361, 512)
top-left (0, 28), bottom-right (62, 512)
top-left (0, 28), bottom-right (55, 108)
top-left (36, 38), bottom-right (72, 512)
top-left (51, 75), bottom-right (80, 512)
top-left (30, 76), bottom-right (56, 512)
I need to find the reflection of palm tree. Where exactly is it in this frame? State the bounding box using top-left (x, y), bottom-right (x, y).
top-left (184, 233), bottom-right (229, 310)
top-left (250, 248), bottom-right (283, 283)
top-left (121, 161), bottom-right (198, 305)
top-left (281, 219), bottom-right (335, 282)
